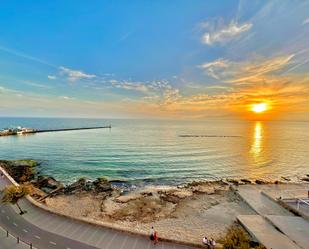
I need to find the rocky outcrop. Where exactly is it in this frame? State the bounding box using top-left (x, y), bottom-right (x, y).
top-left (64, 178), bottom-right (90, 194)
top-left (34, 175), bottom-right (62, 189)
top-left (240, 179), bottom-right (252, 184)
top-left (63, 177), bottom-right (113, 195)
top-left (0, 159), bottom-right (39, 183)
top-left (93, 177), bottom-right (112, 192)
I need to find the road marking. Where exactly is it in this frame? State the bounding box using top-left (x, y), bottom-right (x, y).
top-left (23, 229), bottom-right (28, 233)
top-left (13, 222), bottom-right (18, 227)
top-left (6, 216), bottom-right (9, 220)
top-left (49, 241), bottom-right (57, 246)
top-left (105, 232), bottom-right (118, 249)
top-left (132, 237), bottom-right (138, 249)
top-left (120, 235), bottom-right (129, 249)
top-left (34, 235), bottom-right (41, 239)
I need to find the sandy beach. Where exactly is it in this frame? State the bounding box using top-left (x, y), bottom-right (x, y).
top-left (44, 181), bottom-right (255, 245)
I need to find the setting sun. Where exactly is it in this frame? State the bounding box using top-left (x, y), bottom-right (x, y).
top-left (252, 103), bottom-right (268, 113)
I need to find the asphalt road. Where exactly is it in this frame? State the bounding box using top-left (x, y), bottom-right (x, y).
top-left (0, 171), bottom-right (200, 249)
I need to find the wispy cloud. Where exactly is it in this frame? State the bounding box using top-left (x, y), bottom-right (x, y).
top-left (59, 66), bottom-right (96, 81)
top-left (24, 81), bottom-right (52, 89)
top-left (200, 54), bottom-right (295, 83)
top-left (0, 45), bottom-right (56, 68)
top-left (47, 75), bottom-right (56, 80)
top-left (303, 18), bottom-right (309, 25)
top-left (201, 20), bottom-right (252, 45)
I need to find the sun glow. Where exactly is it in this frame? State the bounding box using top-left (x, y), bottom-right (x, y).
top-left (251, 103), bottom-right (268, 113)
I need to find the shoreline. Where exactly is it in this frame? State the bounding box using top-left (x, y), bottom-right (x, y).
top-left (1, 159), bottom-right (308, 246)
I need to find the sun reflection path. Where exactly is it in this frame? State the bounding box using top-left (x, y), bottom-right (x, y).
top-left (251, 121), bottom-right (263, 157)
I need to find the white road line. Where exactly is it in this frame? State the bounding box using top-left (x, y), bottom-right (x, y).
top-left (49, 241), bottom-right (57, 246)
top-left (132, 237), bottom-right (138, 249)
top-left (105, 232), bottom-right (118, 249)
top-left (120, 235), bottom-right (129, 249)
top-left (23, 229), bottom-right (28, 233)
top-left (13, 222), bottom-right (18, 227)
top-left (95, 230), bottom-right (109, 246)
top-left (52, 220), bottom-right (67, 232)
top-left (67, 224), bottom-right (83, 237)
top-left (34, 235), bottom-right (41, 239)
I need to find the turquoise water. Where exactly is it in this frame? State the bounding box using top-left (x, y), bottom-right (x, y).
top-left (0, 117), bottom-right (308, 186)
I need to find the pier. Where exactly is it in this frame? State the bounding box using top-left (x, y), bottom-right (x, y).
top-left (0, 125), bottom-right (111, 136)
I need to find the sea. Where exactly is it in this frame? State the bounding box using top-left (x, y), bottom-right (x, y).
top-left (0, 117), bottom-right (308, 186)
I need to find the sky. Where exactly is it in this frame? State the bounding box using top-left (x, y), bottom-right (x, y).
top-left (0, 0), bottom-right (309, 120)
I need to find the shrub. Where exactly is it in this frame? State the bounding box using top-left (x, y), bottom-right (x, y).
top-left (222, 227), bottom-right (250, 249)
top-left (221, 226), bottom-right (266, 249)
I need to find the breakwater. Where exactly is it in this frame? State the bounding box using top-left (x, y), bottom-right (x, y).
top-left (36, 125), bottom-right (112, 133)
top-left (0, 125), bottom-right (111, 136)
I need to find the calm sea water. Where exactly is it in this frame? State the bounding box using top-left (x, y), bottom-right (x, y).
top-left (0, 117), bottom-right (308, 186)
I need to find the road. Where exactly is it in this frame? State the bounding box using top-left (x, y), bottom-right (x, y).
top-left (0, 171), bottom-right (199, 249)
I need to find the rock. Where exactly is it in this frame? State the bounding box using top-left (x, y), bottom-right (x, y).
top-left (281, 176), bottom-right (291, 182)
top-left (34, 175), bottom-right (62, 191)
top-left (93, 177), bottom-right (112, 192)
top-left (300, 177), bottom-right (309, 182)
top-left (64, 178), bottom-right (89, 194)
top-left (0, 159), bottom-right (38, 183)
top-left (226, 179), bottom-right (239, 185)
top-left (160, 194), bottom-right (179, 204)
top-left (115, 194), bottom-right (140, 203)
top-left (240, 179), bottom-right (252, 184)
top-left (255, 179), bottom-right (267, 185)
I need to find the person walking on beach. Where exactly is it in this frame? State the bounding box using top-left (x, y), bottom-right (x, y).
top-left (149, 226), bottom-right (155, 241)
top-left (209, 238), bottom-right (216, 249)
top-left (202, 236), bottom-right (208, 246)
top-left (154, 230), bottom-right (158, 245)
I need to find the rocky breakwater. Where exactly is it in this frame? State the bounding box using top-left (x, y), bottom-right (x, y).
top-left (0, 160), bottom-right (117, 203)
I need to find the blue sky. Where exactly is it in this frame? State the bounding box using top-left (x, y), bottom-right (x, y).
top-left (0, 0), bottom-right (309, 119)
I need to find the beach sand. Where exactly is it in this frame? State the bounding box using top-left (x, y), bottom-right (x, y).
top-left (44, 181), bottom-right (255, 245)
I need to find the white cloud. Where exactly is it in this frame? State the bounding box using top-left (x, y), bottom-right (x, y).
top-left (303, 18), bottom-right (309, 25)
top-left (201, 20), bottom-right (252, 45)
top-left (200, 59), bottom-right (230, 79)
top-left (59, 66), bottom-right (96, 81)
top-left (59, 96), bottom-right (74, 100)
top-left (48, 75), bottom-right (56, 80)
top-left (25, 81), bottom-right (51, 89)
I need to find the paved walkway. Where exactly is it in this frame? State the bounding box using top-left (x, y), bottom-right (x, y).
top-left (236, 185), bottom-right (292, 216)
top-left (266, 215), bottom-right (309, 249)
top-left (238, 215), bottom-right (301, 249)
top-left (236, 185), bottom-right (309, 249)
top-left (0, 170), bottom-right (200, 249)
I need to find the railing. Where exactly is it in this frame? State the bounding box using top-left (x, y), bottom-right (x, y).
top-left (0, 225), bottom-right (38, 249)
top-left (280, 187), bottom-right (309, 211)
